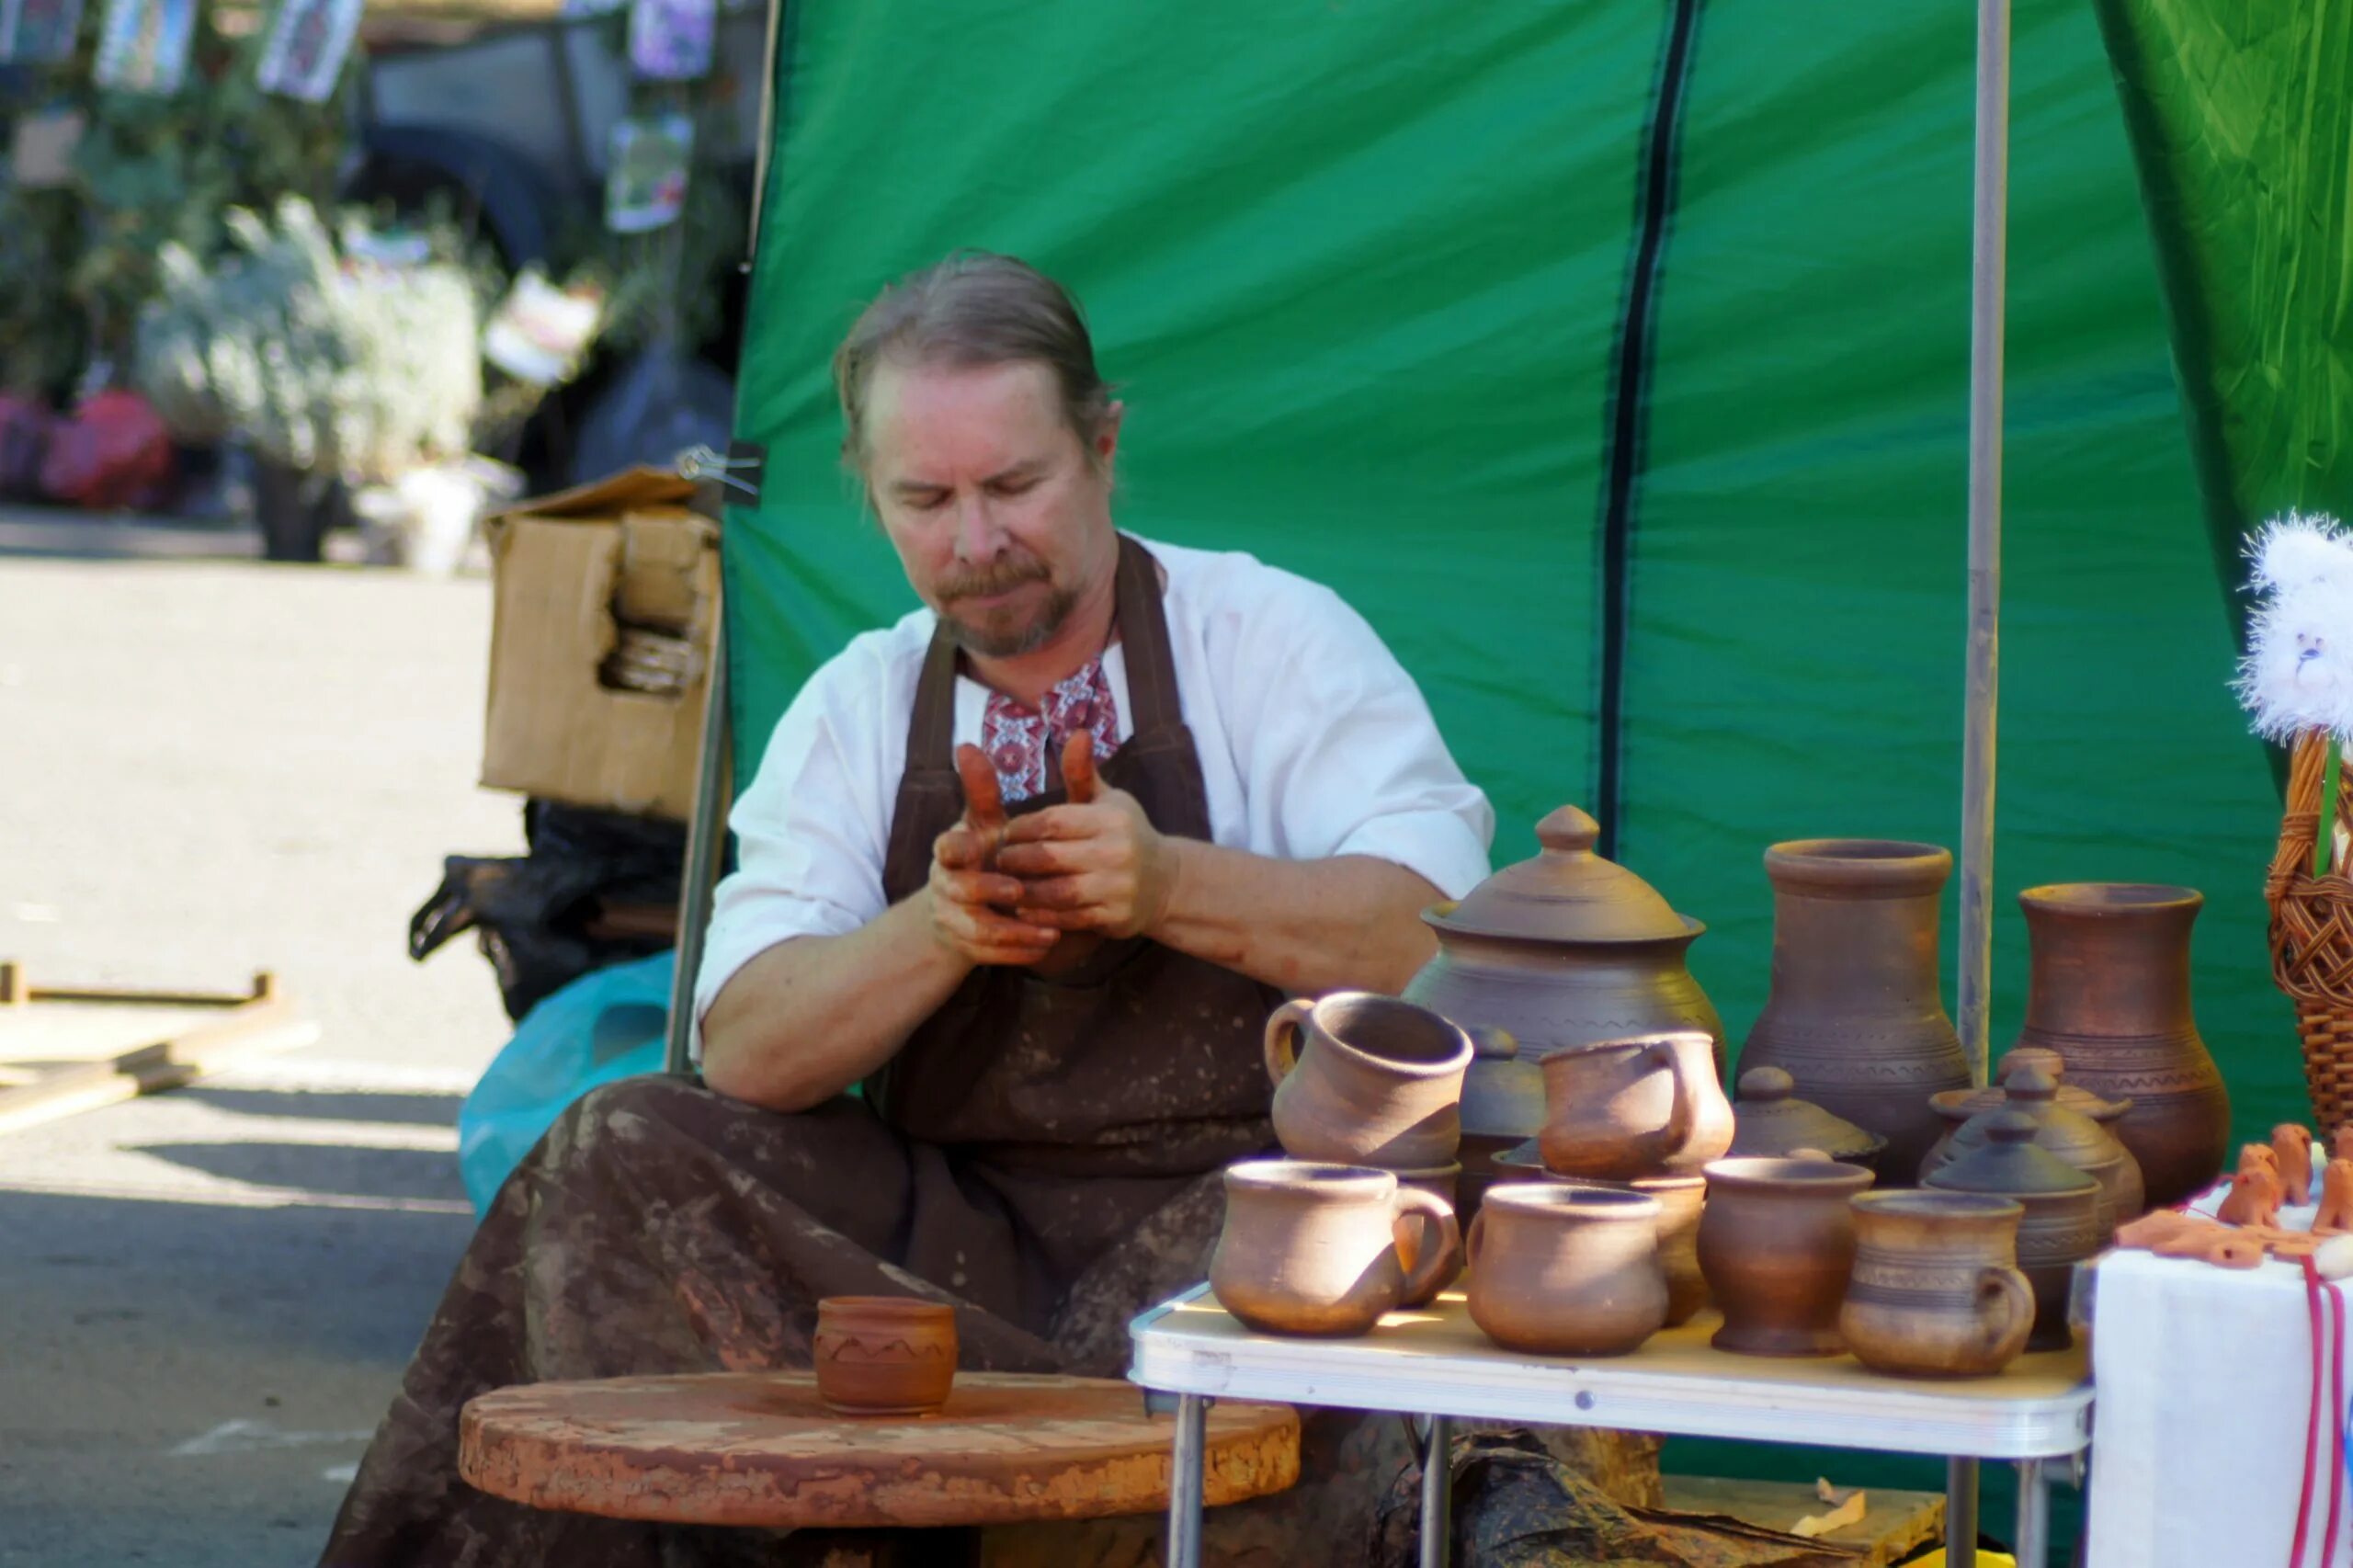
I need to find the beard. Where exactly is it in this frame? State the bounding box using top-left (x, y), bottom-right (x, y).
top-left (936, 558), bottom-right (1077, 657)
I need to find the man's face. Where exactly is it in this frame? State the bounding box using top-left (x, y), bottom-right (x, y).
top-left (864, 358), bottom-right (1121, 659)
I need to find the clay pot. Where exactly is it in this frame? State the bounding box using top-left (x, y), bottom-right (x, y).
top-left (1920, 1046), bottom-right (2133, 1177)
top-left (1209, 1161), bottom-right (1461, 1336)
top-left (1925, 1111), bottom-right (2103, 1351)
top-left (1404, 806), bottom-right (1723, 1164)
top-left (1839, 1192), bottom-right (2036, 1379)
top-left (1387, 1163), bottom-right (1464, 1305)
top-left (2015, 884), bottom-right (2230, 1209)
top-left (1493, 1144), bottom-right (1710, 1327)
top-left (1537, 1029), bottom-right (1733, 1180)
top-left (1266, 992), bottom-right (1472, 1169)
top-left (1922, 1062), bottom-right (2143, 1236)
top-left (1739, 840), bottom-right (1974, 1177)
top-left (813, 1297), bottom-right (958, 1415)
top-left (1729, 1066), bottom-right (1888, 1174)
top-left (1465, 1185), bottom-right (1667, 1356)
top-left (1698, 1156), bottom-right (1876, 1357)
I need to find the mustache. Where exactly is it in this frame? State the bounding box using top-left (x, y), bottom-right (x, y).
top-left (938, 558), bottom-right (1051, 601)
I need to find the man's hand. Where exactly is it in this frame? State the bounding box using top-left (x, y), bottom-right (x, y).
top-left (996, 732), bottom-right (1179, 940)
top-left (926, 744), bottom-right (1061, 966)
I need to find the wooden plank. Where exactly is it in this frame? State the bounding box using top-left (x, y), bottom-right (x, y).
top-left (0, 989), bottom-right (320, 1137)
top-left (1662, 1475), bottom-right (1945, 1568)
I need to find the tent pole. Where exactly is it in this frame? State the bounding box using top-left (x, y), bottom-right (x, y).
top-left (665, 604), bottom-right (733, 1077)
top-left (1958, 0), bottom-right (2011, 1089)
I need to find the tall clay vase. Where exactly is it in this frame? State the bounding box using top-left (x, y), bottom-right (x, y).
top-left (2015, 884), bottom-right (2229, 1209)
top-left (1741, 840), bottom-right (1974, 1178)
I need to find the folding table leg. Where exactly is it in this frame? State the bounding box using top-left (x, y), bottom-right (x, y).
top-left (2013, 1457), bottom-right (2048, 1568)
top-left (1948, 1456), bottom-right (1979, 1568)
top-left (1419, 1414), bottom-right (1451, 1568)
top-left (1166, 1392), bottom-right (1207, 1568)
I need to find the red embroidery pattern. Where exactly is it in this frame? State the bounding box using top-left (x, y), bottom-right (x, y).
top-left (982, 658), bottom-right (1120, 801)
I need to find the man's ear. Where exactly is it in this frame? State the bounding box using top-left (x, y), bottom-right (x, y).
top-left (1094, 400), bottom-right (1126, 472)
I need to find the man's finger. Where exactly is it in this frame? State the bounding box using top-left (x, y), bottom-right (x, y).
top-left (1000, 805), bottom-right (1099, 846)
top-left (1062, 730), bottom-right (1100, 804)
top-left (944, 903), bottom-right (1060, 947)
top-left (1011, 905), bottom-right (1106, 932)
top-left (936, 869), bottom-right (1029, 908)
top-left (994, 839), bottom-right (1121, 878)
top-left (935, 825), bottom-right (983, 870)
top-left (954, 744), bottom-right (1007, 831)
top-left (1009, 874), bottom-right (1100, 912)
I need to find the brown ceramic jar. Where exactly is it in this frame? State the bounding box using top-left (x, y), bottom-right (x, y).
top-left (1209, 1161), bottom-right (1461, 1336)
top-left (1739, 840), bottom-right (1974, 1177)
top-left (1921, 1062), bottom-right (2143, 1235)
top-left (1925, 1111), bottom-right (2103, 1351)
top-left (813, 1297), bottom-right (959, 1415)
top-left (1698, 1156), bottom-right (1876, 1357)
top-left (1267, 992), bottom-right (1473, 1169)
top-left (1537, 1029), bottom-right (1734, 1180)
top-left (2015, 883), bottom-right (2229, 1209)
top-left (1465, 1185), bottom-right (1668, 1356)
top-left (1920, 1046), bottom-right (2132, 1174)
top-left (1729, 1066), bottom-right (1888, 1174)
top-left (1839, 1192), bottom-right (2036, 1379)
top-left (1484, 1147), bottom-right (1708, 1326)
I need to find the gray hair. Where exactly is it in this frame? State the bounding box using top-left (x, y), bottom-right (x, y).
top-left (832, 251), bottom-right (1117, 479)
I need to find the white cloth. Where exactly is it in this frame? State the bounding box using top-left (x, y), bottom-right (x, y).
top-left (693, 536), bottom-right (1495, 1049)
top-left (2086, 1187), bottom-right (2353, 1568)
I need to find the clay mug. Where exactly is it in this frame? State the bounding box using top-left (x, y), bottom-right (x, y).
top-left (1266, 993), bottom-right (1474, 1169)
top-left (1545, 1173), bottom-right (1709, 1326)
top-left (1465, 1185), bottom-right (1668, 1356)
top-left (1210, 1160), bottom-right (1461, 1336)
top-left (1537, 1029), bottom-right (1734, 1180)
top-left (1838, 1192), bottom-right (2035, 1379)
top-left (1699, 1156), bottom-right (1876, 1356)
top-left (813, 1296), bottom-right (959, 1415)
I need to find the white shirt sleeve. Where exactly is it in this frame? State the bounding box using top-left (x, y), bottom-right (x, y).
top-left (1212, 570), bottom-right (1495, 898)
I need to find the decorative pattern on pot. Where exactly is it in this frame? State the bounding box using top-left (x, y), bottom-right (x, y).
top-left (1739, 839), bottom-right (1974, 1178)
top-left (1208, 1161), bottom-right (1461, 1337)
top-left (1265, 992), bottom-right (1472, 1169)
top-left (1465, 1185), bottom-right (1667, 1356)
top-left (1839, 1192), bottom-right (2035, 1379)
top-left (1537, 1029), bottom-right (1733, 1180)
top-left (1924, 1110), bottom-right (2102, 1351)
top-left (1698, 1156), bottom-right (1876, 1357)
top-left (813, 1297), bottom-right (959, 1415)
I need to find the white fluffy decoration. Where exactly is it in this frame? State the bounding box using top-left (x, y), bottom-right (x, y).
top-left (2235, 514), bottom-right (2353, 743)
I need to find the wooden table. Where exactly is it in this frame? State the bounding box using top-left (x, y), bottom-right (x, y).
top-left (460, 1369), bottom-right (1300, 1531)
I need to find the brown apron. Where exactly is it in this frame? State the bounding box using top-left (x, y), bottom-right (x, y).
top-left (319, 535), bottom-right (1298, 1567)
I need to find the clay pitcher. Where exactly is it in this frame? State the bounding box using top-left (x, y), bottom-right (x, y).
top-left (1266, 993), bottom-right (1473, 1169)
top-left (1209, 1161), bottom-right (1461, 1336)
top-left (1465, 1186), bottom-right (1668, 1356)
top-left (1698, 1156), bottom-right (1876, 1357)
top-left (1925, 1111), bottom-right (2102, 1351)
top-left (1838, 1192), bottom-right (2036, 1379)
top-left (1537, 1029), bottom-right (1733, 1180)
top-left (2015, 883), bottom-right (2229, 1209)
top-left (1740, 840), bottom-right (1973, 1178)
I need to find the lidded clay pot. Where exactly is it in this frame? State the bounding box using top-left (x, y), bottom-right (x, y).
top-left (1921, 1047), bottom-right (2132, 1171)
top-left (1465, 1185), bottom-right (1667, 1357)
top-left (1404, 806), bottom-right (1723, 1158)
top-left (813, 1297), bottom-right (959, 1415)
top-left (1484, 1147), bottom-right (1708, 1326)
top-left (2014, 883), bottom-right (2229, 1209)
top-left (1921, 1062), bottom-right (2143, 1233)
top-left (1698, 1156), bottom-right (1876, 1357)
top-left (1739, 840), bottom-right (1974, 1178)
top-left (1729, 1066), bottom-right (1888, 1172)
top-left (1838, 1192), bottom-right (2036, 1379)
top-left (1537, 1029), bottom-right (1733, 1180)
top-left (1265, 991), bottom-right (1473, 1169)
top-left (1208, 1161), bottom-right (1461, 1337)
top-left (1925, 1111), bottom-right (2102, 1351)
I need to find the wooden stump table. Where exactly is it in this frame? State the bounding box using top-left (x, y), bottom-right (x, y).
top-left (459, 1371), bottom-right (1300, 1533)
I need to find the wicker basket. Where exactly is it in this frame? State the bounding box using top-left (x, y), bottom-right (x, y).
top-left (2267, 730), bottom-right (2353, 1133)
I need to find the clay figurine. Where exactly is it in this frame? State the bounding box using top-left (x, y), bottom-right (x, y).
top-left (2216, 1153), bottom-right (2284, 1230)
top-left (2317, 1158), bottom-right (2353, 1235)
top-left (2274, 1124), bottom-right (2316, 1206)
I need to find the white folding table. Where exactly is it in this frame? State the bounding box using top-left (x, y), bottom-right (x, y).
top-left (1130, 1284), bottom-right (2092, 1568)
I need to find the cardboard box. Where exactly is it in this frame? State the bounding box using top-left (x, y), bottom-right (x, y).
top-left (481, 468), bottom-right (719, 822)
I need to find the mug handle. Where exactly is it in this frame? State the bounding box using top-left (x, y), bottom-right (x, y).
top-left (1265, 998), bottom-right (1315, 1087)
top-left (1464, 1209), bottom-right (1488, 1272)
top-left (1639, 1040), bottom-right (1696, 1165)
top-left (1392, 1188), bottom-right (1462, 1306)
top-left (1977, 1265), bottom-right (2036, 1358)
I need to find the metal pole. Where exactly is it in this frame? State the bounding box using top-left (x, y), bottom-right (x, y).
top-left (664, 605), bottom-right (732, 1077)
top-left (1957, 0), bottom-right (2012, 1087)
top-left (1420, 1414), bottom-right (1452, 1568)
top-left (2014, 1458), bottom-right (2049, 1568)
top-left (1948, 1456), bottom-right (1980, 1568)
top-left (1166, 1393), bottom-right (1208, 1568)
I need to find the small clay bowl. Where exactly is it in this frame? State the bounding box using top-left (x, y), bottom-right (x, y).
top-left (813, 1296), bottom-right (958, 1415)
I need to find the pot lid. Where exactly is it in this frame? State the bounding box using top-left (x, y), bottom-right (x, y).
top-left (1428, 804), bottom-right (1691, 944)
top-left (1728, 1067), bottom-right (1886, 1162)
top-left (1929, 1047), bottom-right (2129, 1124)
top-left (1947, 1063), bottom-right (2131, 1174)
top-left (1926, 1109), bottom-right (2099, 1199)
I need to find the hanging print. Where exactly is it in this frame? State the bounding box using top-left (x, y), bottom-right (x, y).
top-left (605, 112), bottom-right (693, 234)
top-left (0, 0), bottom-right (85, 66)
top-left (256, 0), bottom-right (363, 103)
top-left (92, 0), bottom-right (195, 93)
top-left (625, 0), bottom-right (712, 80)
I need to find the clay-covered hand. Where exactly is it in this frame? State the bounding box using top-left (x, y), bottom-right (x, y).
top-left (925, 744), bottom-right (1060, 967)
top-left (995, 731), bottom-right (1177, 940)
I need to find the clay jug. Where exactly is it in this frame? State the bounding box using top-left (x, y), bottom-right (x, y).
top-left (813, 1297), bottom-right (959, 1415)
top-left (1740, 840), bottom-right (1972, 1178)
top-left (1838, 1192), bottom-right (2036, 1379)
top-left (2015, 883), bottom-right (2229, 1209)
top-left (1209, 1161), bottom-right (1461, 1336)
top-left (1466, 1186), bottom-right (1668, 1356)
top-left (1925, 1111), bottom-right (2102, 1351)
top-left (1729, 1066), bottom-right (1888, 1174)
top-left (1698, 1156), bottom-right (1876, 1357)
top-left (1537, 1029), bottom-right (1733, 1180)
top-left (1266, 992), bottom-right (1473, 1169)
top-left (1404, 806), bottom-right (1722, 1168)
top-left (1922, 1061), bottom-right (2144, 1234)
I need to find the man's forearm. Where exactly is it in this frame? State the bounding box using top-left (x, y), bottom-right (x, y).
top-left (1149, 843), bottom-right (1442, 996)
top-left (699, 892), bottom-right (972, 1111)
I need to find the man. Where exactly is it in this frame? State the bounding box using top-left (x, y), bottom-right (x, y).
top-left (324, 252), bottom-right (1492, 1566)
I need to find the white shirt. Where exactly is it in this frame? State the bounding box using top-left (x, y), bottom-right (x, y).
top-left (693, 536), bottom-right (1496, 1044)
